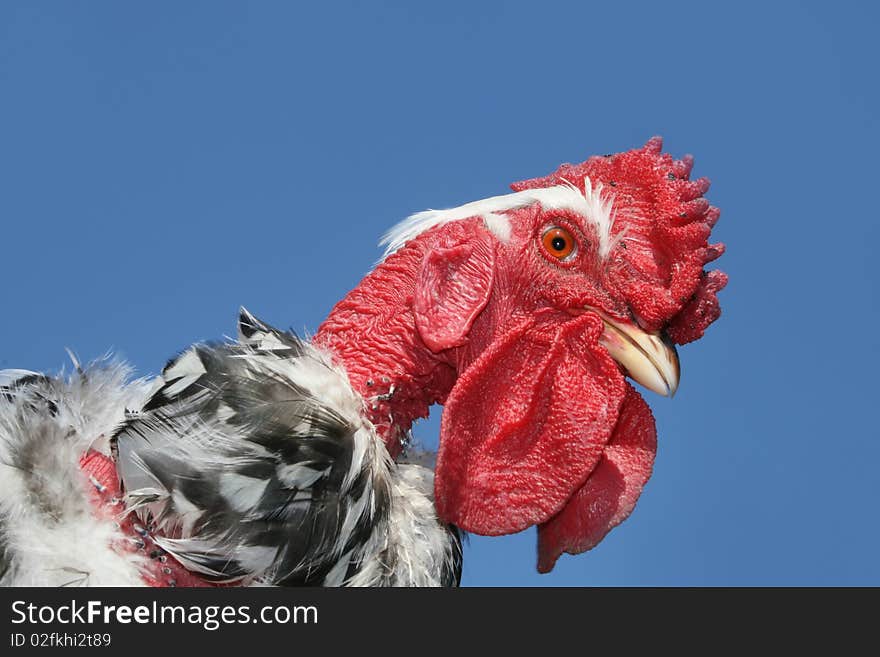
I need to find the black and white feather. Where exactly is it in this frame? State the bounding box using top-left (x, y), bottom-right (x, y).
top-left (0, 309), bottom-right (461, 587)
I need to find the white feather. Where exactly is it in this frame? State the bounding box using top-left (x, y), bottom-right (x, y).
top-left (0, 362), bottom-right (152, 586)
top-left (276, 462), bottom-right (327, 489)
top-left (380, 181), bottom-right (616, 259)
top-left (0, 370), bottom-right (39, 386)
top-left (219, 472), bottom-right (270, 513)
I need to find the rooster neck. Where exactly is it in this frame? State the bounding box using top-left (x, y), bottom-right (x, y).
top-left (314, 243), bottom-right (457, 458)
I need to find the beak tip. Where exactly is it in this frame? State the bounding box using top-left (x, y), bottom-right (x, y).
top-left (668, 345), bottom-right (681, 398)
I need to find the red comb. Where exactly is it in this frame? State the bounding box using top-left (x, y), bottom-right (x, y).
top-left (512, 137), bottom-right (726, 343)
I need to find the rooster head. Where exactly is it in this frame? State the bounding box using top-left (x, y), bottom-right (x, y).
top-left (317, 137), bottom-right (726, 572)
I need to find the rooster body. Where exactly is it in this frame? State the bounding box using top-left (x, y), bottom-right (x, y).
top-left (0, 315), bottom-right (461, 586)
top-left (0, 138), bottom-right (725, 586)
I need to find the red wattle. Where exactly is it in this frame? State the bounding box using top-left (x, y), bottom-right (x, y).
top-left (537, 384), bottom-right (657, 573)
top-left (434, 312), bottom-right (627, 536)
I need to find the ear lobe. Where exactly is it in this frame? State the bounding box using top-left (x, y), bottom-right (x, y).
top-left (413, 226), bottom-right (495, 352)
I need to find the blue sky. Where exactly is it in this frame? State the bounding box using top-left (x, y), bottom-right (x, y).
top-left (1, 2), bottom-right (877, 586)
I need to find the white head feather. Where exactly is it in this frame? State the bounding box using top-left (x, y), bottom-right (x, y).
top-left (380, 178), bottom-right (616, 259)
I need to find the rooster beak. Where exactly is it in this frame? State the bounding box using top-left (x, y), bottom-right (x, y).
top-left (594, 312), bottom-right (680, 397)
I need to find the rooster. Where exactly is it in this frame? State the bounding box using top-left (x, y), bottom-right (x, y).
top-left (0, 138), bottom-right (725, 586)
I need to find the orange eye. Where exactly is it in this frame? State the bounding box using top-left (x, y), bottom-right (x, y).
top-left (541, 226), bottom-right (576, 260)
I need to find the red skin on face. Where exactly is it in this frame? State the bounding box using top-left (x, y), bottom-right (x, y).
top-left (315, 138), bottom-right (726, 572)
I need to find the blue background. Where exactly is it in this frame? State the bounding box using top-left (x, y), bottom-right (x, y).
top-left (2, 2), bottom-right (877, 586)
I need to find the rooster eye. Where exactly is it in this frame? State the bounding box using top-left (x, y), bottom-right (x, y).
top-left (541, 226), bottom-right (577, 261)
